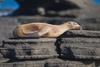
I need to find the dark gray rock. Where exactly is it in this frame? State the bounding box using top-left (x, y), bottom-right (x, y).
top-left (0, 17), bottom-right (18, 46)
top-left (0, 59), bottom-right (95, 67)
top-left (0, 53), bottom-right (9, 63)
top-left (55, 30), bottom-right (100, 60)
top-left (2, 39), bottom-right (57, 60)
top-left (0, 17), bottom-right (100, 67)
top-left (1, 30), bottom-right (100, 61)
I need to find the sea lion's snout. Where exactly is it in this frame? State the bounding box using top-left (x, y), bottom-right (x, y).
top-left (73, 23), bottom-right (80, 30)
top-left (67, 21), bottom-right (81, 30)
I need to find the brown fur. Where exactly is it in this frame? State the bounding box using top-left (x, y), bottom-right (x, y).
top-left (14, 21), bottom-right (80, 37)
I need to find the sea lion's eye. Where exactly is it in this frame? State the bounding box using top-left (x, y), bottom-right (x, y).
top-left (67, 22), bottom-right (71, 24)
top-left (73, 22), bottom-right (78, 25)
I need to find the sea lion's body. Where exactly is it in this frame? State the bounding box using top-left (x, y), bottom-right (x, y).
top-left (14, 21), bottom-right (80, 37)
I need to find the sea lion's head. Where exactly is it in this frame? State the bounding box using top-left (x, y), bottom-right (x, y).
top-left (64, 21), bottom-right (81, 30)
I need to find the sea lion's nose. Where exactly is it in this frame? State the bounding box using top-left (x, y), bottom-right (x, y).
top-left (75, 25), bottom-right (81, 30)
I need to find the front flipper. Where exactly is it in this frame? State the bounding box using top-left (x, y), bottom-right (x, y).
top-left (38, 27), bottom-right (51, 37)
top-left (23, 31), bottom-right (40, 37)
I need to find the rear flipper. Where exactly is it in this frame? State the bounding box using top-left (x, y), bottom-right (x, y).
top-left (13, 30), bottom-right (40, 38)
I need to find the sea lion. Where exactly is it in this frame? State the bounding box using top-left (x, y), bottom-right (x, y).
top-left (14, 21), bottom-right (80, 38)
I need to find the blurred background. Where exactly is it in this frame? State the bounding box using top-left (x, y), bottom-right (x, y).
top-left (0, 0), bottom-right (100, 17)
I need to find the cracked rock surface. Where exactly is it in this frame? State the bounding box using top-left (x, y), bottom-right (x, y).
top-left (0, 17), bottom-right (100, 67)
